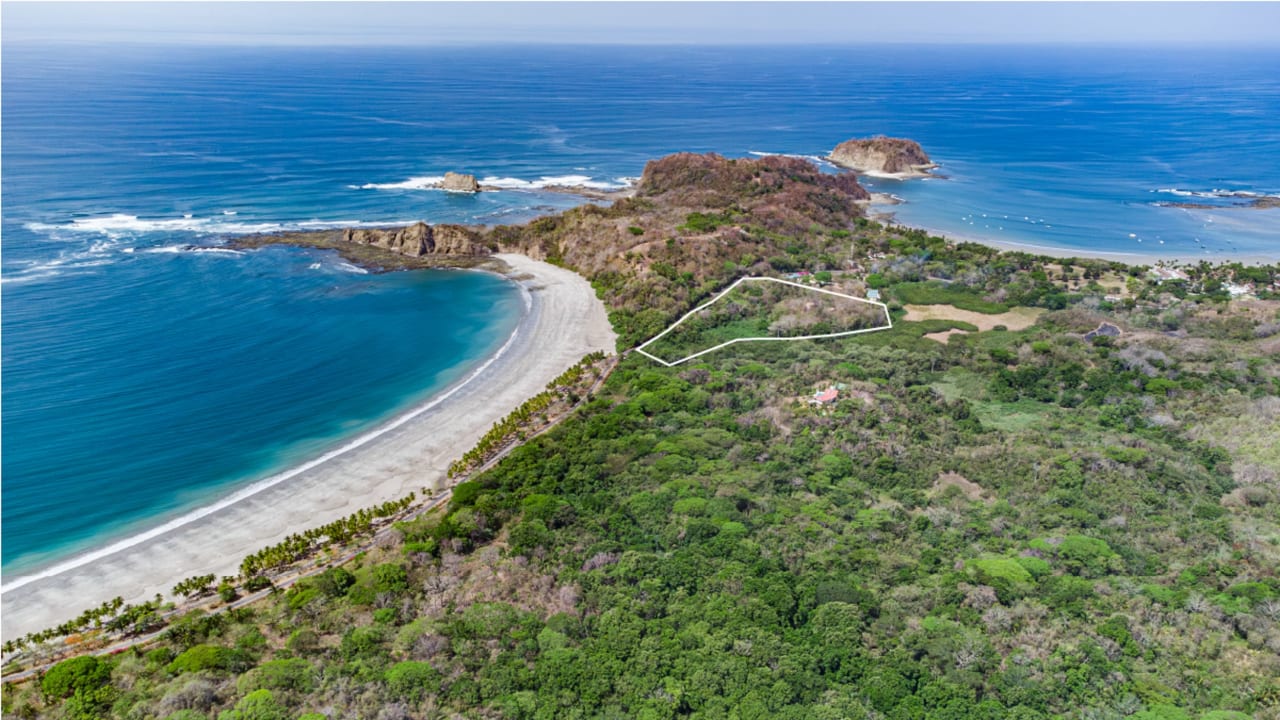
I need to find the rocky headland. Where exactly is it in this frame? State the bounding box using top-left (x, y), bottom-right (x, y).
top-left (230, 151), bottom-right (876, 347)
top-left (828, 135), bottom-right (937, 178)
top-left (229, 222), bottom-right (499, 272)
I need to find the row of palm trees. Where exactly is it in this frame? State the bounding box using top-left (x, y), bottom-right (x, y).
top-left (238, 494), bottom-right (415, 578)
top-left (447, 352), bottom-right (606, 479)
top-left (3, 593), bottom-right (168, 656)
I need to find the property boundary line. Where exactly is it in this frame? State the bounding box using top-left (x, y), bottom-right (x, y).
top-left (634, 276), bottom-right (893, 367)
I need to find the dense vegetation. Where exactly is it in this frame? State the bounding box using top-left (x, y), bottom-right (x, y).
top-left (5, 153), bottom-right (1279, 720)
top-left (448, 353), bottom-right (610, 479)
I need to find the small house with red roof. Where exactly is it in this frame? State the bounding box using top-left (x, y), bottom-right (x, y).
top-left (811, 387), bottom-right (839, 405)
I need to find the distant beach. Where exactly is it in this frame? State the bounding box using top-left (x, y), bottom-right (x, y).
top-left (0, 254), bottom-right (616, 638)
top-left (867, 201), bottom-right (1278, 266)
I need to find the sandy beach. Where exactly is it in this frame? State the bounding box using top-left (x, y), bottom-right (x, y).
top-left (869, 205), bottom-right (1279, 266)
top-left (0, 254), bottom-right (616, 639)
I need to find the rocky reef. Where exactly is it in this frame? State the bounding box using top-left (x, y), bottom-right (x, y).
top-left (828, 136), bottom-right (936, 178)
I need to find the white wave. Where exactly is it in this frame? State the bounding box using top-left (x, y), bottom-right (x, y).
top-left (26, 214), bottom-right (416, 240)
top-left (27, 214), bottom-right (280, 239)
top-left (747, 150), bottom-right (837, 168)
top-left (337, 262), bottom-right (369, 274)
top-left (223, 210), bottom-right (238, 216)
top-left (357, 173), bottom-right (630, 193)
top-left (0, 270), bottom-right (64, 285)
top-left (1, 252), bottom-right (116, 284)
top-left (1155, 187), bottom-right (1280, 200)
top-left (352, 175), bottom-right (447, 191)
top-left (293, 219), bottom-right (417, 230)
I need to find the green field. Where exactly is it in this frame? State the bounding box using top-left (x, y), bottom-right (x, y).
top-left (641, 278), bottom-right (888, 363)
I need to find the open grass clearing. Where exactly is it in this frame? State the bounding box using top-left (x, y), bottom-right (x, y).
top-left (903, 303), bottom-right (1045, 331)
top-left (637, 276), bottom-right (891, 366)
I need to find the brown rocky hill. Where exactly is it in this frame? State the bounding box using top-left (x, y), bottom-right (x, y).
top-left (490, 153), bottom-right (873, 344)
top-left (234, 152), bottom-right (876, 347)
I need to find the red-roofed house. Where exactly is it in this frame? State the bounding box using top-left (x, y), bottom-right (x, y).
top-left (812, 387), bottom-right (839, 405)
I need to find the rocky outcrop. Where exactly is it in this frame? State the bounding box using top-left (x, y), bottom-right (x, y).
top-left (1157, 196), bottom-right (1280, 211)
top-left (440, 172), bottom-right (480, 193)
top-left (828, 136), bottom-right (935, 178)
top-left (342, 222), bottom-right (489, 257)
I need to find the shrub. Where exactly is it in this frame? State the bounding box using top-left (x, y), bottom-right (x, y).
top-left (243, 575), bottom-right (273, 592)
top-left (236, 658), bottom-right (314, 695)
top-left (372, 563), bottom-right (409, 594)
top-left (1057, 535), bottom-right (1116, 577)
top-left (1044, 575), bottom-right (1094, 616)
top-left (167, 644), bottom-right (247, 675)
top-left (969, 557), bottom-right (1033, 602)
top-left (627, 226), bottom-right (645, 236)
top-left (285, 629), bottom-right (319, 654)
top-left (386, 660), bottom-right (442, 702)
top-left (42, 655), bottom-right (111, 700)
top-left (1097, 615), bottom-right (1139, 656)
top-left (509, 518), bottom-right (552, 553)
top-left (1131, 706), bottom-right (1192, 720)
top-left (217, 580), bottom-right (239, 603)
top-left (1015, 556), bottom-right (1052, 579)
top-left (314, 567), bottom-right (355, 598)
top-left (217, 689), bottom-right (288, 720)
top-left (285, 587), bottom-right (320, 611)
top-left (339, 625), bottom-right (387, 660)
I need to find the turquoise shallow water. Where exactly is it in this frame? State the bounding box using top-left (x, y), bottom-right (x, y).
top-left (3, 42), bottom-right (1278, 574)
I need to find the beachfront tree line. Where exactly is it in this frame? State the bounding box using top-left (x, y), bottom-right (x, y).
top-left (1, 353), bottom-right (605, 668)
top-left (238, 494), bottom-right (416, 578)
top-left (2, 595), bottom-right (168, 657)
top-left (171, 574), bottom-right (216, 599)
top-left (447, 351), bottom-right (608, 479)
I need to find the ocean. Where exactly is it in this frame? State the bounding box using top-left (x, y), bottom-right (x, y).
top-left (3, 43), bottom-right (1278, 576)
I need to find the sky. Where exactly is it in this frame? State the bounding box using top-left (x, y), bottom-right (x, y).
top-left (3, 1), bottom-right (1278, 47)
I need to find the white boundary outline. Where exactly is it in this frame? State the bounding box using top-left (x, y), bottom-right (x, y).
top-left (635, 276), bottom-right (893, 367)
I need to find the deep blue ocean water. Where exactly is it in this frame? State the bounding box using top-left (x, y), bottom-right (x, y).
top-left (3, 43), bottom-right (1278, 575)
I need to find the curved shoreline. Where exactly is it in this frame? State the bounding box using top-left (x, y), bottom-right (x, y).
top-left (869, 201), bottom-right (1280, 265)
top-left (0, 253), bottom-right (616, 639)
top-left (0, 290), bottom-right (527, 595)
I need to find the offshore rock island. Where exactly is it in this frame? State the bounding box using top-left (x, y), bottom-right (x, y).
top-left (6, 143), bottom-right (1280, 720)
top-left (827, 135), bottom-right (938, 178)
